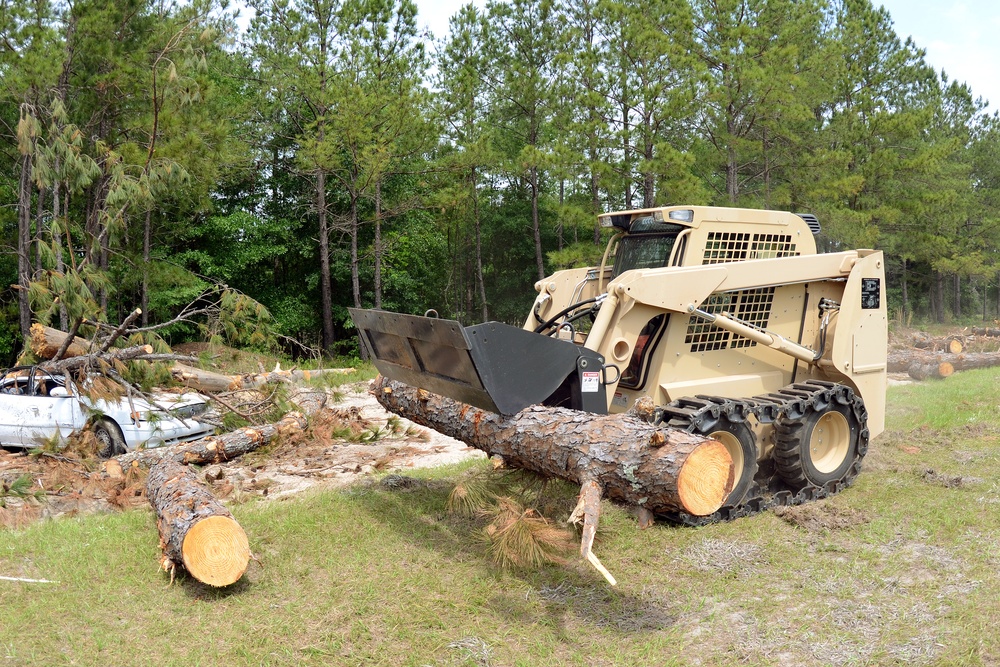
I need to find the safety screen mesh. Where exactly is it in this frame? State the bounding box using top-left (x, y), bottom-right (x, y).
top-left (685, 287), bottom-right (776, 352)
top-left (703, 232), bottom-right (797, 264)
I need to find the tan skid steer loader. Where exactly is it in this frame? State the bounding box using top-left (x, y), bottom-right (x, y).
top-left (350, 205), bottom-right (887, 522)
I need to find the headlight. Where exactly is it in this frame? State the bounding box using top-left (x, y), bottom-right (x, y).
top-left (172, 403), bottom-right (207, 420)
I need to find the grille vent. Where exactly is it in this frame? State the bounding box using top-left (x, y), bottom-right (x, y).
top-left (703, 232), bottom-right (798, 264)
top-left (685, 287), bottom-right (776, 352)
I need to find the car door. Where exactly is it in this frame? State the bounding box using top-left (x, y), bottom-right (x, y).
top-left (0, 375), bottom-right (32, 445)
top-left (16, 371), bottom-right (85, 447)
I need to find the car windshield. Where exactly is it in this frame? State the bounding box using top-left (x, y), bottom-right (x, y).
top-left (611, 220), bottom-right (684, 279)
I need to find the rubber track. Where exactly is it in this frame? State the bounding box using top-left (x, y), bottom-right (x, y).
top-left (652, 380), bottom-right (868, 527)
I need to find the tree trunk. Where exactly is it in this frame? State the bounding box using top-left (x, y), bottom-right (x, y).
top-left (907, 361), bottom-right (954, 381)
top-left (317, 170), bottom-right (335, 355)
top-left (530, 165), bottom-right (545, 281)
top-left (934, 271), bottom-right (945, 323)
top-left (171, 362), bottom-right (236, 392)
top-left (146, 458), bottom-right (250, 586)
top-left (374, 180), bottom-right (383, 310)
top-left (472, 166), bottom-right (488, 322)
top-left (900, 258), bottom-right (908, 321)
top-left (141, 209), bottom-right (151, 326)
top-left (910, 333), bottom-right (964, 354)
top-left (371, 377), bottom-right (732, 517)
top-left (888, 350), bottom-right (1000, 376)
top-left (29, 324), bottom-right (91, 359)
top-left (954, 274), bottom-right (961, 318)
top-left (118, 409), bottom-right (311, 469)
top-left (17, 152), bottom-right (33, 342)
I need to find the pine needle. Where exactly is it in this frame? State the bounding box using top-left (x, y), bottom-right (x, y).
top-left (446, 477), bottom-right (497, 517)
top-left (480, 496), bottom-right (575, 569)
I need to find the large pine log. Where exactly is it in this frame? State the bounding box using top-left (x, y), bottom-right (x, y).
top-left (372, 377), bottom-right (732, 518)
top-left (171, 362), bottom-right (235, 392)
top-left (147, 458), bottom-right (250, 586)
top-left (889, 350), bottom-right (1000, 378)
top-left (29, 323), bottom-right (91, 359)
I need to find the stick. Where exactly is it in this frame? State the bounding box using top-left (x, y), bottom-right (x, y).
top-left (0, 575), bottom-right (59, 584)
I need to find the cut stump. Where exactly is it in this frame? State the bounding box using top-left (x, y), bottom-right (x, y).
top-left (147, 458), bottom-right (250, 587)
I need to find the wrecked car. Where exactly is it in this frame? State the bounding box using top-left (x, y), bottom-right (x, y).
top-left (0, 366), bottom-right (214, 457)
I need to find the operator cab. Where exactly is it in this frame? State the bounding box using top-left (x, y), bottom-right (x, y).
top-left (601, 209), bottom-right (694, 278)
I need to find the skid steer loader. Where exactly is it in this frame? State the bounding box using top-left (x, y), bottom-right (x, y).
top-left (350, 205), bottom-right (887, 522)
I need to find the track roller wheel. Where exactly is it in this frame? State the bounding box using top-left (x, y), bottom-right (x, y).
top-left (697, 417), bottom-right (757, 507)
top-left (773, 389), bottom-right (862, 489)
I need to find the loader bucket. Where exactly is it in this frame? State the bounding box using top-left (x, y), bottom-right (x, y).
top-left (349, 308), bottom-right (608, 415)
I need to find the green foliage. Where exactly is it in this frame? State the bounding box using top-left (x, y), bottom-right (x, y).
top-left (0, 474), bottom-right (45, 506)
top-left (3, 0), bottom-right (1000, 354)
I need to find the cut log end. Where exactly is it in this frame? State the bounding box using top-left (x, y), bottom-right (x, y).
top-left (675, 440), bottom-right (733, 516)
top-left (181, 515), bottom-right (250, 587)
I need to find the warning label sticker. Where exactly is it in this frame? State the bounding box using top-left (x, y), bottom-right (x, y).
top-left (582, 371), bottom-right (600, 393)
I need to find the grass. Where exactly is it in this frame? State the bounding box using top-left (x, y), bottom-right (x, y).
top-left (4, 369), bottom-right (1000, 665)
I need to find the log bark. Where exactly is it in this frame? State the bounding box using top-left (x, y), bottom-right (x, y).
top-left (372, 377), bottom-right (732, 518)
top-left (117, 409), bottom-right (310, 469)
top-left (890, 350), bottom-right (1000, 378)
top-left (29, 323), bottom-right (91, 359)
top-left (971, 326), bottom-right (1000, 338)
top-left (911, 333), bottom-right (964, 354)
top-left (171, 363), bottom-right (234, 393)
top-left (907, 361), bottom-right (954, 381)
top-left (147, 458), bottom-right (250, 587)
top-left (171, 364), bottom-right (355, 393)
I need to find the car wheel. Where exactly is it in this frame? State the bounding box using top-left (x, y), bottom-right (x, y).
top-left (94, 418), bottom-right (127, 458)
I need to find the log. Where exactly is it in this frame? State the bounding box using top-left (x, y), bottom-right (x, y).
top-left (147, 458), bottom-right (250, 586)
top-left (171, 363), bottom-right (234, 393)
top-left (117, 409), bottom-right (310, 469)
top-left (171, 364), bottom-right (355, 393)
top-left (372, 377), bottom-right (732, 518)
top-left (29, 324), bottom-right (91, 359)
top-left (911, 334), bottom-right (964, 354)
top-left (971, 326), bottom-right (1000, 338)
top-left (907, 361), bottom-right (954, 381)
top-left (891, 350), bottom-right (1000, 378)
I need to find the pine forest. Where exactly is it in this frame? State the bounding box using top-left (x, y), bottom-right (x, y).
top-left (1, 0), bottom-right (997, 362)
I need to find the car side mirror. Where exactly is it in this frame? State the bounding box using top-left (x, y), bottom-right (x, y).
top-left (50, 386), bottom-right (69, 397)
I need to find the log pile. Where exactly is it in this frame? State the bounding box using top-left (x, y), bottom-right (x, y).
top-left (372, 376), bottom-right (733, 583)
top-left (891, 331), bottom-right (1000, 381)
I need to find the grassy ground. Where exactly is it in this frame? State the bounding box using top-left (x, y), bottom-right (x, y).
top-left (4, 370), bottom-right (1000, 666)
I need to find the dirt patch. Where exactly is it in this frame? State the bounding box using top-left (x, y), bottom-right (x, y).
top-left (0, 382), bottom-right (485, 528)
top-left (772, 502), bottom-right (869, 532)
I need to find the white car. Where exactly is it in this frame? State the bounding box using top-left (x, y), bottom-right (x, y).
top-left (0, 366), bottom-right (215, 457)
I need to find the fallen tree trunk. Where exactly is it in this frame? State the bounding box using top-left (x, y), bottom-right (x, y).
top-left (907, 361), bottom-right (954, 381)
top-left (890, 350), bottom-right (1000, 379)
top-left (171, 363), bottom-right (356, 393)
top-left (373, 377), bottom-right (732, 585)
top-left (372, 377), bottom-right (731, 517)
top-left (171, 363), bottom-right (234, 393)
top-left (117, 409), bottom-right (310, 469)
top-left (29, 323), bottom-right (91, 359)
top-left (971, 326), bottom-right (1000, 338)
top-left (115, 387), bottom-right (324, 469)
top-left (147, 458), bottom-right (250, 587)
top-left (911, 333), bottom-right (964, 354)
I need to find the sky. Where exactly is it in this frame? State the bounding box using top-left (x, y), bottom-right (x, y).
top-left (876, 0), bottom-right (1000, 110)
top-left (411, 0), bottom-right (1000, 111)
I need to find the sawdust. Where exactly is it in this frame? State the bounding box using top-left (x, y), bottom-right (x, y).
top-left (0, 382), bottom-right (485, 528)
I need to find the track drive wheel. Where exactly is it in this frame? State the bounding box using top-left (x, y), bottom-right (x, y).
top-left (698, 417), bottom-right (757, 507)
top-left (773, 389), bottom-right (862, 489)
